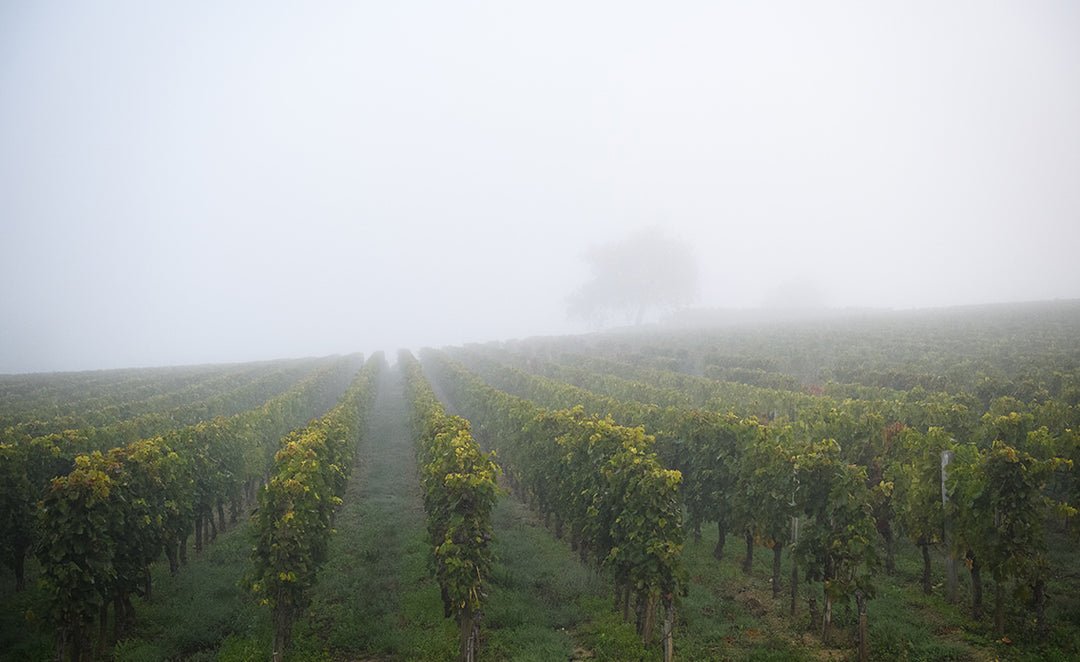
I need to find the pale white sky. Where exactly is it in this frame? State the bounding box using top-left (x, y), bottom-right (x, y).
top-left (2, 1), bottom-right (1078, 372)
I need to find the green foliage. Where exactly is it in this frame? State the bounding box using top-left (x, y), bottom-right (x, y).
top-left (951, 442), bottom-right (1074, 588)
top-left (676, 410), bottom-right (758, 549)
top-left (737, 426), bottom-right (799, 553)
top-left (248, 425), bottom-right (340, 607)
top-left (792, 439), bottom-right (878, 602)
top-left (35, 439), bottom-right (182, 656)
top-left (446, 312), bottom-right (1080, 657)
top-left (419, 349), bottom-right (686, 645)
top-left (37, 451), bottom-right (122, 654)
top-left (2, 354), bottom-right (361, 624)
top-left (30, 353), bottom-right (372, 660)
top-left (420, 416), bottom-right (500, 616)
top-left (401, 350), bottom-right (500, 660)
top-left (891, 428), bottom-right (952, 547)
top-left (244, 354), bottom-right (381, 658)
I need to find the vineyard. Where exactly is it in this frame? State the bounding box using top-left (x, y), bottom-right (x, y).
top-left (1, 300), bottom-right (1079, 661)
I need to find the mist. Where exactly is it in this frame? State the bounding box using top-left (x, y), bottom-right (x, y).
top-left (2, 1), bottom-right (1078, 374)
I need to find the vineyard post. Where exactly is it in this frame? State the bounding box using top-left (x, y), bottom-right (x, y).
top-left (790, 462), bottom-right (800, 617)
top-left (742, 528), bottom-right (754, 574)
top-left (941, 449), bottom-right (957, 603)
top-left (790, 515), bottom-right (799, 616)
top-left (459, 605), bottom-right (480, 662)
top-left (662, 593), bottom-right (675, 662)
top-left (854, 588), bottom-right (869, 662)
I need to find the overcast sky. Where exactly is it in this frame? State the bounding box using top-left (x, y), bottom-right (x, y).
top-left (2, 1), bottom-right (1078, 373)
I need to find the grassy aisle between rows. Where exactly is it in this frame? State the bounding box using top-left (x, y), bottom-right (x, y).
top-left (108, 518), bottom-right (265, 662)
top-left (478, 494), bottom-right (641, 662)
top-left (288, 364), bottom-right (452, 660)
top-left (289, 366), bottom-right (638, 662)
top-left (1, 513), bottom-right (264, 662)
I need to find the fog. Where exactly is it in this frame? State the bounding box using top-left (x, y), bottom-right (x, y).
top-left (2, 1), bottom-right (1078, 373)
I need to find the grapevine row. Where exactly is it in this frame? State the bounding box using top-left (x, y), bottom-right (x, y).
top-left (0, 361), bottom-right (256, 428)
top-left (399, 350), bottom-right (499, 662)
top-left (420, 349), bottom-right (684, 660)
top-left (0, 359), bottom-right (322, 443)
top-left (26, 354), bottom-right (364, 661)
top-left (246, 352), bottom-right (383, 661)
top-left (446, 346), bottom-right (1078, 651)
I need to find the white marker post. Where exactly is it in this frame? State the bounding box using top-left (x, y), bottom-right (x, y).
top-left (942, 449), bottom-right (958, 603)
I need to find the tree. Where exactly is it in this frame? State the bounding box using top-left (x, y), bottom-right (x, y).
top-left (566, 227), bottom-right (698, 325)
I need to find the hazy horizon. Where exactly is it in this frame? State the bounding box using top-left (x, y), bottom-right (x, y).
top-left (3, 2), bottom-right (1079, 374)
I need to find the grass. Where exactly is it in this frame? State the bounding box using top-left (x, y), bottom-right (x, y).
top-left (867, 585), bottom-right (968, 662)
top-left (478, 496), bottom-right (615, 662)
top-left (0, 517), bottom-right (263, 662)
top-left (676, 531), bottom-right (817, 662)
top-left (670, 521), bottom-right (1080, 662)
top-left (280, 366), bottom-right (458, 661)
top-left (0, 559), bottom-right (52, 662)
top-left (112, 521), bottom-right (267, 662)
top-left (91, 499), bottom-right (1074, 662)
top-left (284, 438), bottom-right (456, 660)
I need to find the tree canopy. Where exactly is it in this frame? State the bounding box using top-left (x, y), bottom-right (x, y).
top-left (567, 228), bottom-right (699, 325)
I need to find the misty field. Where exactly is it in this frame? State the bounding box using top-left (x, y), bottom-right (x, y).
top-left (2, 300), bottom-right (1079, 662)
